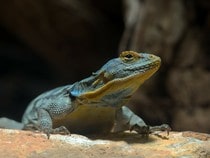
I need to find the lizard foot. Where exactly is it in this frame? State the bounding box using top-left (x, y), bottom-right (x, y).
top-left (149, 124), bottom-right (171, 135)
top-left (24, 124), bottom-right (70, 139)
top-left (43, 126), bottom-right (71, 139)
top-left (131, 124), bottom-right (171, 136)
top-left (23, 124), bottom-right (40, 131)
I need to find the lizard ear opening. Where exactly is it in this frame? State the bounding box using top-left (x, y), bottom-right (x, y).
top-left (63, 88), bottom-right (77, 101)
top-left (68, 84), bottom-right (80, 100)
top-left (69, 91), bottom-right (77, 101)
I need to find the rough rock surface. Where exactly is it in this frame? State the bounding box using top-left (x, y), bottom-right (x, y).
top-left (0, 0), bottom-right (210, 134)
top-left (0, 129), bottom-right (209, 158)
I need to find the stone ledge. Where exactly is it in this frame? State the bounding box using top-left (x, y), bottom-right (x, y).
top-left (0, 129), bottom-right (209, 158)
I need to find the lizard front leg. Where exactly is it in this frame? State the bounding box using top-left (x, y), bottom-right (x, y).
top-left (24, 108), bottom-right (70, 139)
top-left (37, 108), bottom-right (70, 138)
top-left (112, 106), bottom-right (171, 135)
top-left (23, 93), bottom-right (74, 138)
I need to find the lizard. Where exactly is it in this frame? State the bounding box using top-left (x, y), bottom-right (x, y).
top-left (1, 51), bottom-right (171, 138)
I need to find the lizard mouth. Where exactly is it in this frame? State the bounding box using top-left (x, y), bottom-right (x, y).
top-left (133, 61), bottom-right (160, 73)
top-left (122, 60), bottom-right (161, 80)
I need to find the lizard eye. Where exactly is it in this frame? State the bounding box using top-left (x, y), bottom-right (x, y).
top-left (120, 51), bottom-right (140, 62)
top-left (124, 54), bottom-right (133, 59)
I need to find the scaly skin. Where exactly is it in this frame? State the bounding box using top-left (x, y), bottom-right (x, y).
top-left (22, 51), bottom-right (171, 138)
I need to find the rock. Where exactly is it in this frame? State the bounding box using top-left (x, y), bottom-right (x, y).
top-left (0, 129), bottom-right (209, 158)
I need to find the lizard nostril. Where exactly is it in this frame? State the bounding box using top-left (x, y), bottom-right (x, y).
top-left (149, 55), bottom-right (154, 59)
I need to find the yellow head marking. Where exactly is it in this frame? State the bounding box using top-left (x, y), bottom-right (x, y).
top-left (92, 71), bottom-right (114, 87)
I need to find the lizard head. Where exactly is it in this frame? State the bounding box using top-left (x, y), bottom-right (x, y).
top-left (95, 51), bottom-right (161, 84)
top-left (70, 51), bottom-right (161, 106)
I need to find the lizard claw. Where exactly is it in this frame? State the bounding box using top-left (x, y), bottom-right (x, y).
top-left (51, 126), bottom-right (71, 135)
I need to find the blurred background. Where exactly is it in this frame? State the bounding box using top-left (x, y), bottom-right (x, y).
top-left (0, 0), bottom-right (209, 133)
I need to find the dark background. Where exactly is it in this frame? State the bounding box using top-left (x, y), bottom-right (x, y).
top-left (0, 0), bottom-right (209, 133)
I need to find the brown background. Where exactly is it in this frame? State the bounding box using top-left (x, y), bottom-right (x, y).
top-left (0, 0), bottom-right (209, 133)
